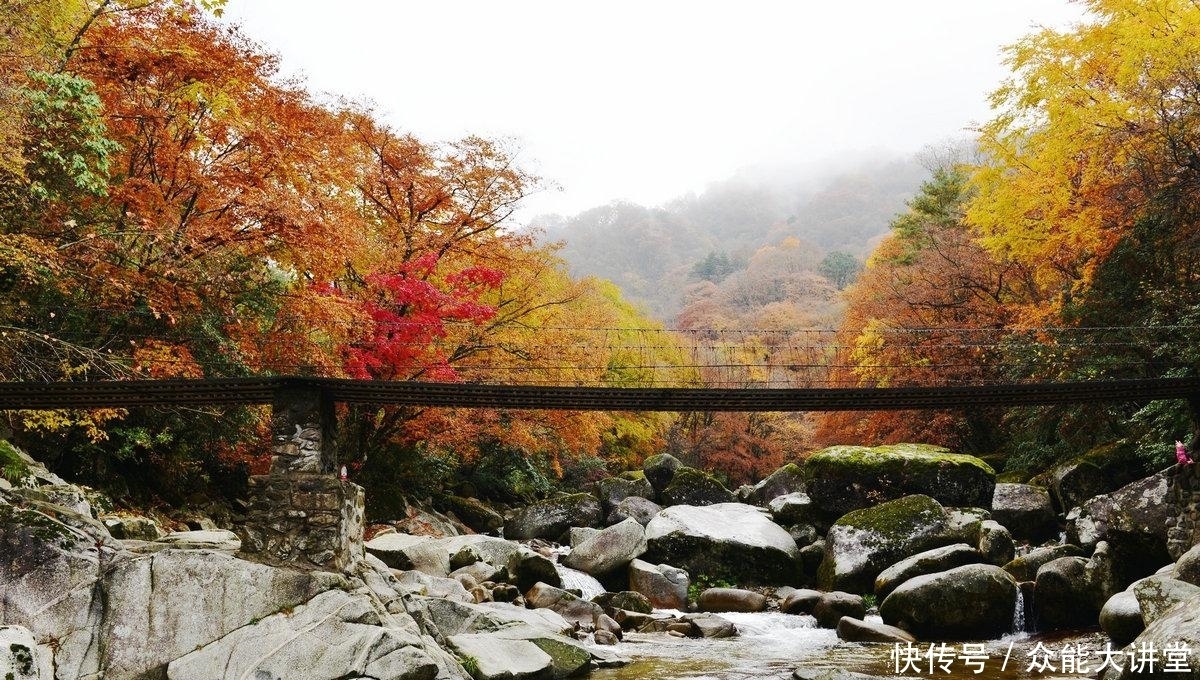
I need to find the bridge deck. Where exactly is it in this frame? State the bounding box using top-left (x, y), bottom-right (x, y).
top-left (2, 376), bottom-right (1200, 411)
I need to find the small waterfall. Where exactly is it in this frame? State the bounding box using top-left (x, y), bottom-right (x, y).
top-left (1011, 588), bottom-right (1026, 634)
top-left (555, 564), bottom-right (606, 601)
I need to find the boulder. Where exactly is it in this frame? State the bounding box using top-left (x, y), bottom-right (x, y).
top-left (682, 612), bottom-right (737, 639)
top-left (1034, 547), bottom-right (1120, 631)
top-left (879, 563), bottom-right (1019, 640)
top-left (643, 453), bottom-right (684, 494)
top-left (436, 495), bottom-right (504, 535)
top-left (817, 494), bottom-right (956, 594)
top-left (447, 635), bottom-right (552, 680)
top-left (803, 444), bottom-right (995, 519)
top-left (835, 617), bottom-right (916, 644)
top-left (768, 492), bottom-right (817, 527)
top-left (392, 570), bottom-right (474, 602)
top-left (813, 591), bottom-right (866, 629)
top-left (1099, 591), bottom-right (1144, 647)
top-left (660, 467), bottom-right (734, 507)
top-left (781, 588), bottom-right (823, 615)
top-left (627, 559), bottom-right (689, 610)
top-left (524, 582), bottom-right (604, 626)
top-left (644, 503), bottom-right (800, 585)
top-left (606, 496), bottom-right (662, 527)
top-left (1109, 593), bottom-right (1200, 680)
top-left (155, 529), bottom-right (240, 550)
top-left (1174, 542), bottom-right (1200, 586)
top-left (366, 533), bottom-right (450, 575)
top-left (977, 520), bottom-right (1015, 566)
top-left (508, 546), bottom-right (562, 593)
top-left (600, 591), bottom-right (653, 615)
top-left (102, 515), bottom-right (162, 542)
top-left (1045, 442), bottom-right (1144, 513)
top-left (1001, 544), bottom-right (1084, 582)
top-left (1132, 574), bottom-right (1200, 625)
top-left (566, 527), bottom-right (601, 548)
top-left (745, 463), bottom-right (806, 506)
top-left (166, 589), bottom-right (439, 680)
top-left (505, 494), bottom-right (603, 541)
top-left (562, 518), bottom-right (647, 577)
top-left (597, 476), bottom-right (655, 513)
top-left (1063, 470), bottom-right (1174, 586)
top-left (698, 587), bottom-right (768, 613)
top-left (874, 543), bottom-right (983, 599)
top-left (989, 483), bottom-right (1057, 541)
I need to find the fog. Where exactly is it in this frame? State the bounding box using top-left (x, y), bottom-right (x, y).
top-left (221, 1), bottom-right (1087, 219)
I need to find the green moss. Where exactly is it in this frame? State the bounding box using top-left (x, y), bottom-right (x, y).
top-left (618, 470), bottom-right (647, 482)
top-left (0, 440), bottom-right (31, 484)
top-left (0, 504), bottom-right (79, 546)
top-left (833, 494), bottom-right (944, 538)
top-left (807, 444), bottom-right (996, 478)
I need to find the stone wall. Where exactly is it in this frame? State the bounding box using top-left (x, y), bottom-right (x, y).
top-left (237, 473), bottom-right (364, 571)
top-left (1166, 462), bottom-right (1200, 560)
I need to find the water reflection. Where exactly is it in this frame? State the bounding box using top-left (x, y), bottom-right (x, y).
top-left (590, 612), bottom-right (1107, 680)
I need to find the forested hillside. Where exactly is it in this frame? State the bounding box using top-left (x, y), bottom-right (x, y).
top-left (537, 158), bottom-right (926, 320)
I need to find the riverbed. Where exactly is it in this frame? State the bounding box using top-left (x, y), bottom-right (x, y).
top-left (589, 612), bottom-right (1109, 680)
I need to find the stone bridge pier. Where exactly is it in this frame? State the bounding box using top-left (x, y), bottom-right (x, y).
top-left (236, 383), bottom-right (364, 571)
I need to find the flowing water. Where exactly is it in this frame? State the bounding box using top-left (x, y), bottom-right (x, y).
top-left (556, 563), bottom-right (608, 601)
top-left (588, 612), bottom-right (1109, 680)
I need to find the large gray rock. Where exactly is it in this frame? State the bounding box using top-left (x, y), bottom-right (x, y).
top-left (813, 591), bottom-right (866, 629)
top-left (977, 519), bottom-right (1015, 566)
top-left (366, 533), bottom-right (451, 575)
top-left (768, 492), bottom-right (817, 527)
top-left (835, 617), bottom-right (915, 644)
top-left (1002, 544), bottom-right (1084, 582)
top-left (562, 518), bottom-right (647, 577)
top-left (1033, 545), bottom-right (1120, 631)
top-left (817, 494), bottom-right (957, 594)
top-left (874, 543), bottom-right (983, 599)
top-left (803, 444), bottom-right (995, 519)
top-left (643, 454), bottom-right (684, 494)
top-left (597, 476), bottom-right (655, 513)
top-left (524, 582), bottom-right (604, 626)
top-left (627, 559), bottom-right (689, 610)
top-left (1174, 542), bottom-right (1200, 586)
top-left (1063, 470), bottom-right (1174, 586)
top-left (746, 463), bottom-right (806, 506)
top-left (1132, 574), bottom-right (1200, 625)
top-left (1099, 591), bottom-right (1144, 647)
top-left (1110, 592), bottom-right (1200, 680)
top-left (644, 503), bottom-right (800, 585)
top-left (447, 635), bottom-right (552, 680)
top-left (606, 496), bottom-right (662, 527)
top-left (660, 467), bottom-right (734, 507)
top-left (506, 494), bottom-right (603, 541)
top-left (879, 564), bottom-right (1019, 640)
top-left (989, 483), bottom-right (1057, 541)
top-left (166, 589), bottom-right (439, 680)
top-left (698, 587), bottom-right (767, 613)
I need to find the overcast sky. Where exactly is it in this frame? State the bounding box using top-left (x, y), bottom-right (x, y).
top-left (219, 1), bottom-right (1087, 220)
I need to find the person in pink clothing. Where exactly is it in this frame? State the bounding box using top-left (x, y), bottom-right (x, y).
top-left (1176, 440), bottom-right (1193, 465)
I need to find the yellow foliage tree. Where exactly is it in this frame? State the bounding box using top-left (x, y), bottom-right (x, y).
top-left (969, 0), bottom-right (1200, 322)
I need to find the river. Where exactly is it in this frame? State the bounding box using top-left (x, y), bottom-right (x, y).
top-left (589, 612), bottom-right (1109, 680)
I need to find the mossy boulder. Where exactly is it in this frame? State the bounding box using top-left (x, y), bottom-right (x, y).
top-left (989, 483), bottom-right (1057, 542)
top-left (597, 475), bottom-right (655, 513)
top-left (505, 493), bottom-right (603, 541)
top-left (643, 454), bottom-right (684, 494)
top-left (1038, 441), bottom-right (1145, 513)
top-left (745, 463), bottom-right (806, 506)
top-left (436, 495), bottom-right (504, 535)
top-left (817, 494), bottom-right (959, 594)
top-left (803, 444), bottom-right (995, 519)
top-left (660, 467), bottom-right (734, 507)
top-left (1001, 544), bottom-right (1084, 582)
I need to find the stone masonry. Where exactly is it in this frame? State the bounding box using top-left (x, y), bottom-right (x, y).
top-left (237, 383), bottom-right (364, 571)
top-left (1166, 462), bottom-right (1200, 560)
top-left (237, 473), bottom-right (364, 571)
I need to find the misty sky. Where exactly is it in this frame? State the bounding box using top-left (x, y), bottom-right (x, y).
top-left (220, 1), bottom-right (1087, 220)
